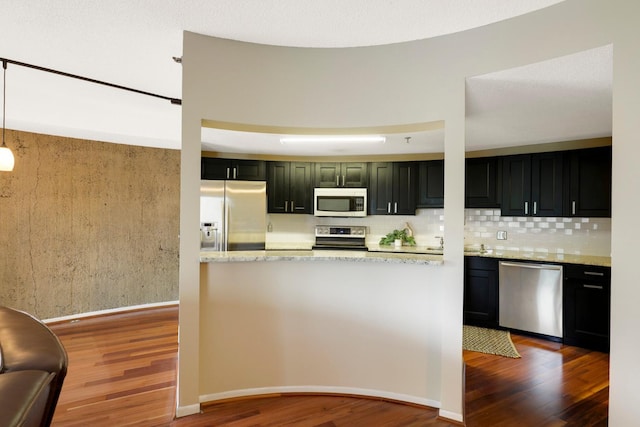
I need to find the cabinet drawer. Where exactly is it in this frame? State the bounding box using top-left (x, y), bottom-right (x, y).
top-left (564, 264), bottom-right (610, 281)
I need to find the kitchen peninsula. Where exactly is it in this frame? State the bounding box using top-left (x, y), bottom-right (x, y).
top-left (198, 249), bottom-right (445, 406)
top-left (200, 248), bottom-right (443, 264)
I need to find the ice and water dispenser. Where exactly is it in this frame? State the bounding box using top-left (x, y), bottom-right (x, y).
top-left (200, 222), bottom-right (218, 250)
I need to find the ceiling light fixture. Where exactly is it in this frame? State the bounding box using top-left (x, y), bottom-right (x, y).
top-left (280, 136), bottom-right (386, 144)
top-left (0, 60), bottom-right (15, 172)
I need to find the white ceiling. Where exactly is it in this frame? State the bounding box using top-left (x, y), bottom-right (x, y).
top-left (0, 0), bottom-right (611, 157)
top-left (466, 44), bottom-right (612, 151)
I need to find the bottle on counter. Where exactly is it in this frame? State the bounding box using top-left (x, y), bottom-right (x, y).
top-left (404, 222), bottom-right (414, 237)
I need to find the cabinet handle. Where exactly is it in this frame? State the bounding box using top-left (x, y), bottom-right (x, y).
top-left (342, 175), bottom-right (346, 187)
top-left (583, 284), bottom-right (604, 290)
top-left (233, 167), bottom-right (237, 179)
top-left (584, 271), bottom-right (605, 277)
top-left (572, 200), bottom-right (576, 215)
top-left (387, 202), bottom-right (391, 214)
top-left (394, 202), bottom-right (398, 214)
top-left (533, 201), bottom-right (537, 215)
top-left (226, 167), bottom-right (230, 180)
top-left (291, 201), bottom-right (295, 211)
top-left (336, 175), bottom-right (340, 186)
top-left (285, 201), bottom-right (289, 212)
top-left (524, 201), bottom-right (529, 215)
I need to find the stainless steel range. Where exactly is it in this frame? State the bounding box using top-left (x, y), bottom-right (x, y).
top-left (312, 225), bottom-right (367, 250)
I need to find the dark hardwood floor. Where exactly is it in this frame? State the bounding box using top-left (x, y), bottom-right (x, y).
top-left (464, 334), bottom-right (609, 426)
top-left (47, 306), bottom-right (609, 426)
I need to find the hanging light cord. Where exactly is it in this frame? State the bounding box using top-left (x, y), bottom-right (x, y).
top-left (0, 56), bottom-right (181, 106)
top-left (2, 59), bottom-right (6, 148)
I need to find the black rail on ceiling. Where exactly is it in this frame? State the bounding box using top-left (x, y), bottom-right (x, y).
top-left (0, 57), bottom-right (182, 105)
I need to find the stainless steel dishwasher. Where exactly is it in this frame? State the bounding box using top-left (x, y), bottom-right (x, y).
top-left (499, 261), bottom-right (563, 339)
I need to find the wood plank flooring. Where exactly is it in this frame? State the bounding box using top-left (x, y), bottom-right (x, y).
top-left (464, 334), bottom-right (609, 427)
top-left (47, 306), bottom-right (609, 426)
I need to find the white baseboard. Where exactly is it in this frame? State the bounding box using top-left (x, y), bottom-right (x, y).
top-left (200, 385), bottom-right (440, 409)
top-left (175, 403), bottom-right (201, 418)
top-left (43, 300), bottom-right (178, 324)
top-left (438, 409), bottom-right (464, 423)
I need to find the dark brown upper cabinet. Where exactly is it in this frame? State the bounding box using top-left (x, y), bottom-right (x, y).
top-left (465, 157), bottom-right (501, 208)
top-left (417, 160), bottom-right (444, 208)
top-left (564, 146), bottom-right (612, 217)
top-left (501, 152), bottom-right (563, 217)
top-left (368, 162), bottom-right (418, 215)
top-left (313, 162), bottom-right (368, 188)
top-left (201, 158), bottom-right (266, 181)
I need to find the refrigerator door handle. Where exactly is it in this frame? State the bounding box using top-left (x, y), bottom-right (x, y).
top-left (224, 198), bottom-right (229, 251)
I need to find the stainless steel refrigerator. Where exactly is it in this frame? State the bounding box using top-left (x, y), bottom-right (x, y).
top-left (200, 180), bottom-right (267, 251)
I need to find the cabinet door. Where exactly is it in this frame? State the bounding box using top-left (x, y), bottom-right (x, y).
top-left (464, 257), bottom-right (499, 328)
top-left (563, 264), bottom-right (610, 352)
top-left (501, 154), bottom-right (531, 216)
top-left (234, 160), bottom-right (266, 181)
top-left (289, 162), bottom-right (312, 214)
top-left (417, 160), bottom-right (444, 208)
top-left (465, 157), bottom-right (500, 208)
top-left (267, 162), bottom-right (290, 213)
top-left (393, 162), bottom-right (418, 215)
top-left (314, 163), bottom-right (340, 187)
top-left (531, 152), bottom-right (563, 216)
top-left (341, 162), bottom-right (368, 187)
top-left (368, 162), bottom-right (393, 215)
top-left (202, 158), bottom-right (265, 180)
top-left (566, 147), bottom-right (612, 217)
top-left (201, 158), bottom-right (233, 180)
top-left (314, 162), bottom-right (367, 187)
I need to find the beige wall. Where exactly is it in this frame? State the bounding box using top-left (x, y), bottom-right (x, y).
top-left (0, 130), bottom-right (180, 319)
top-left (180, 0), bottom-right (640, 423)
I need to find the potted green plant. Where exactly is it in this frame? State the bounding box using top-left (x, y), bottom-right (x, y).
top-left (379, 228), bottom-right (416, 247)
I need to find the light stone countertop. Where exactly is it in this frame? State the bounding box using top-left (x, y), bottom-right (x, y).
top-left (367, 244), bottom-right (443, 255)
top-left (200, 245), bottom-right (610, 268)
top-left (200, 249), bottom-right (444, 265)
top-left (462, 248), bottom-right (611, 267)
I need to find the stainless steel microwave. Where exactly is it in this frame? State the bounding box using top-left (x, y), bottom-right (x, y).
top-left (314, 187), bottom-right (367, 217)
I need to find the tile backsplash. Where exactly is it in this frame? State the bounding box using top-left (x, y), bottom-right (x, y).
top-left (464, 209), bottom-right (611, 256)
top-left (266, 208), bottom-right (611, 257)
top-left (265, 210), bottom-right (444, 249)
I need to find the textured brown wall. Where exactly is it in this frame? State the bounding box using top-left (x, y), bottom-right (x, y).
top-left (0, 130), bottom-right (180, 319)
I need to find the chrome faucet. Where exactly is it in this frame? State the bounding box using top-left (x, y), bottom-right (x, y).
top-left (435, 236), bottom-right (444, 249)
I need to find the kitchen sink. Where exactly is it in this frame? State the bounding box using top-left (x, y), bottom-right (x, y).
top-left (464, 245), bottom-right (491, 254)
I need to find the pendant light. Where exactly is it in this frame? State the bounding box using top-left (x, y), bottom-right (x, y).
top-left (0, 59), bottom-right (15, 171)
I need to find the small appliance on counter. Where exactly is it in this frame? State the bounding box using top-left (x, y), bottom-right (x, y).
top-left (313, 225), bottom-right (367, 250)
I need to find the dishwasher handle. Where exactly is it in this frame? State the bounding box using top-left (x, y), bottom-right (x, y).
top-left (500, 261), bottom-right (562, 270)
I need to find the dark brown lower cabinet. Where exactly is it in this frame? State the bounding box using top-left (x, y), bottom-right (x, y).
top-left (563, 264), bottom-right (611, 352)
top-left (463, 256), bottom-right (499, 328)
